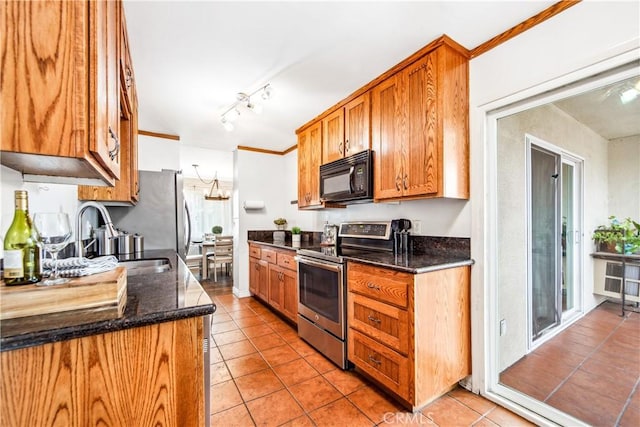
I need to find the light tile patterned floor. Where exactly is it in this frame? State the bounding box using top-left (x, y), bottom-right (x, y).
top-left (206, 288), bottom-right (533, 426)
top-left (500, 301), bottom-right (640, 427)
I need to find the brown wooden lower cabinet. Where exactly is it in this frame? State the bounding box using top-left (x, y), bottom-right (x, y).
top-left (347, 261), bottom-right (470, 411)
top-left (249, 243), bottom-right (298, 323)
top-left (0, 317), bottom-right (206, 426)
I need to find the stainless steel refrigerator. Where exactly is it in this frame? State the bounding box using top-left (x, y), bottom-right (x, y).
top-left (107, 169), bottom-right (191, 259)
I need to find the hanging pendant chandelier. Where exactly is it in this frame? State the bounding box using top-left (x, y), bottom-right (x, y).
top-left (193, 165), bottom-right (230, 201)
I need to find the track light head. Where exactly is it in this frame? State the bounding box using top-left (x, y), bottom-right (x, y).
top-left (261, 84), bottom-right (273, 100)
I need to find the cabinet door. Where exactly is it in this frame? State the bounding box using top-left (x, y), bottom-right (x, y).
top-left (322, 109), bottom-right (344, 164)
top-left (268, 265), bottom-right (283, 311)
top-left (0, 1), bottom-right (116, 185)
top-left (344, 92), bottom-right (370, 157)
top-left (372, 74), bottom-right (404, 200)
top-left (281, 268), bottom-right (298, 322)
top-left (257, 260), bottom-right (269, 301)
top-left (249, 257), bottom-right (267, 298)
top-left (402, 53), bottom-right (438, 197)
top-left (249, 257), bottom-right (259, 295)
top-left (90, 0), bottom-right (121, 179)
top-left (297, 122), bottom-right (322, 208)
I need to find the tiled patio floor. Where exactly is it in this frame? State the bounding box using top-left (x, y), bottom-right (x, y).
top-left (500, 301), bottom-right (640, 426)
top-left (205, 284), bottom-right (533, 426)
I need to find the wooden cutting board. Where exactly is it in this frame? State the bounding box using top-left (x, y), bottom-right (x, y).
top-left (0, 267), bottom-right (127, 320)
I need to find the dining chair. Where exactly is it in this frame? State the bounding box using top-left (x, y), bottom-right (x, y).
top-left (185, 242), bottom-right (203, 278)
top-left (207, 236), bottom-right (233, 281)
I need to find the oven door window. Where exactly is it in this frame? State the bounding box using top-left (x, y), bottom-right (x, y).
top-left (299, 263), bottom-right (340, 322)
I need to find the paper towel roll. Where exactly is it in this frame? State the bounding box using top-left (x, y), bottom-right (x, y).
top-left (243, 200), bottom-right (265, 210)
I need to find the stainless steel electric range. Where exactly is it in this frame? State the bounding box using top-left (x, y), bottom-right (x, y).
top-left (296, 220), bottom-right (406, 369)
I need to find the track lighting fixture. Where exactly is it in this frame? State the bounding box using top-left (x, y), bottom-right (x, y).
top-left (219, 83), bottom-right (273, 131)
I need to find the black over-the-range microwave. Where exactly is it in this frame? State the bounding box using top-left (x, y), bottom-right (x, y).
top-left (319, 149), bottom-right (373, 204)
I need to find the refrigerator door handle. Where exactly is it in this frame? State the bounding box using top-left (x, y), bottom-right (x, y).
top-left (184, 199), bottom-right (192, 255)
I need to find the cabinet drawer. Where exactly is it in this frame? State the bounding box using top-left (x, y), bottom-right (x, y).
top-left (348, 292), bottom-right (409, 355)
top-left (348, 329), bottom-right (410, 401)
top-left (277, 251), bottom-right (297, 271)
top-left (262, 248), bottom-right (277, 263)
top-left (348, 263), bottom-right (411, 308)
top-left (249, 245), bottom-right (261, 259)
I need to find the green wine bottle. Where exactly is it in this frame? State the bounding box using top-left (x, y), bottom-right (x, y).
top-left (3, 190), bottom-right (41, 285)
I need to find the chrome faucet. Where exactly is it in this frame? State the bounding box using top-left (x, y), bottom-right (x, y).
top-left (75, 201), bottom-right (118, 257)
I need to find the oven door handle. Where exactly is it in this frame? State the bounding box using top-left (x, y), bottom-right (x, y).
top-left (295, 256), bottom-right (342, 273)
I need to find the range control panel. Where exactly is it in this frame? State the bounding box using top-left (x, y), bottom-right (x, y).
top-left (338, 221), bottom-right (391, 240)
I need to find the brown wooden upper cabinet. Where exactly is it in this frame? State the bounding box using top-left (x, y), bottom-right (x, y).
top-left (1, 0), bottom-right (122, 186)
top-left (296, 35), bottom-right (469, 206)
top-left (79, 6), bottom-right (139, 203)
top-left (322, 92), bottom-right (371, 164)
top-left (297, 121), bottom-right (322, 208)
top-left (373, 42), bottom-right (469, 201)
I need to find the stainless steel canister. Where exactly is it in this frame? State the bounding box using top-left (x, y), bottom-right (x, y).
top-left (96, 226), bottom-right (118, 256)
top-left (118, 233), bottom-right (134, 255)
top-left (133, 234), bottom-right (144, 256)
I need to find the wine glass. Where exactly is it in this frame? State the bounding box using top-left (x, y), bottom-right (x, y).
top-left (32, 212), bottom-right (73, 286)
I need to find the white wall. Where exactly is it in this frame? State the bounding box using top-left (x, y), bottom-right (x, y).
top-left (234, 149), bottom-right (292, 296)
top-left (180, 146), bottom-right (234, 182)
top-left (469, 0), bottom-right (640, 401)
top-left (608, 135), bottom-right (640, 219)
top-left (1, 166), bottom-right (84, 246)
top-left (138, 135), bottom-right (181, 171)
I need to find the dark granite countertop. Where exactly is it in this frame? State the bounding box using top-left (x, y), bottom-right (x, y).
top-left (341, 251), bottom-right (474, 274)
top-left (249, 234), bottom-right (473, 274)
top-left (248, 238), bottom-right (318, 252)
top-left (0, 250), bottom-right (215, 352)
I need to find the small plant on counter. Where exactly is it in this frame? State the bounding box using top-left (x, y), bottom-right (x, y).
top-left (211, 225), bottom-right (223, 235)
top-left (291, 226), bottom-right (301, 235)
top-left (274, 218), bottom-right (287, 230)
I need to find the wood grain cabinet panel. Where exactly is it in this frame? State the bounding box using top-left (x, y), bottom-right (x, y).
top-left (78, 6), bottom-right (139, 203)
top-left (248, 243), bottom-right (298, 322)
top-left (348, 262), bottom-right (410, 309)
top-left (297, 121), bottom-right (323, 208)
top-left (1, 0), bottom-right (122, 186)
top-left (349, 329), bottom-right (411, 401)
top-left (322, 92), bottom-right (370, 164)
top-left (0, 317), bottom-right (206, 426)
top-left (344, 92), bottom-right (371, 157)
top-left (347, 261), bottom-right (471, 411)
top-left (372, 43), bottom-right (469, 201)
top-left (348, 292), bottom-right (409, 354)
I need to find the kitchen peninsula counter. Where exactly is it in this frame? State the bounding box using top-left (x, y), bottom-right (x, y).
top-left (0, 249), bottom-right (215, 351)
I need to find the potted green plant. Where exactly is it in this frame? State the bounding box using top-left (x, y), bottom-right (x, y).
top-left (592, 216), bottom-right (640, 254)
top-left (211, 225), bottom-right (223, 236)
top-left (291, 226), bottom-right (301, 246)
top-left (274, 218), bottom-right (287, 230)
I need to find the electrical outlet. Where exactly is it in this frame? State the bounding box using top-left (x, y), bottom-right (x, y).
top-left (500, 319), bottom-right (507, 336)
top-left (412, 220), bottom-right (422, 234)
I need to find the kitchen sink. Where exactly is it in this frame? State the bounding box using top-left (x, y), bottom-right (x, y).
top-left (118, 258), bottom-right (171, 275)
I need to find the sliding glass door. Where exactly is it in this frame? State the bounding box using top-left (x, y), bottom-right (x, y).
top-left (528, 140), bottom-right (561, 340)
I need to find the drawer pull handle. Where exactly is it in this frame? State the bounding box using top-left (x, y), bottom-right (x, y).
top-left (366, 282), bottom-right (380, 291)
top-left (368, 354), bottom-right (382, 366)
top-left (367, 315), bottom-right (381, 324)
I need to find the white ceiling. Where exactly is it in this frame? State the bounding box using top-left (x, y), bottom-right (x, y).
top-left (553, 75), bottom-right (640, 140)
top-left (123, 1), bottom-right (558, 152)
